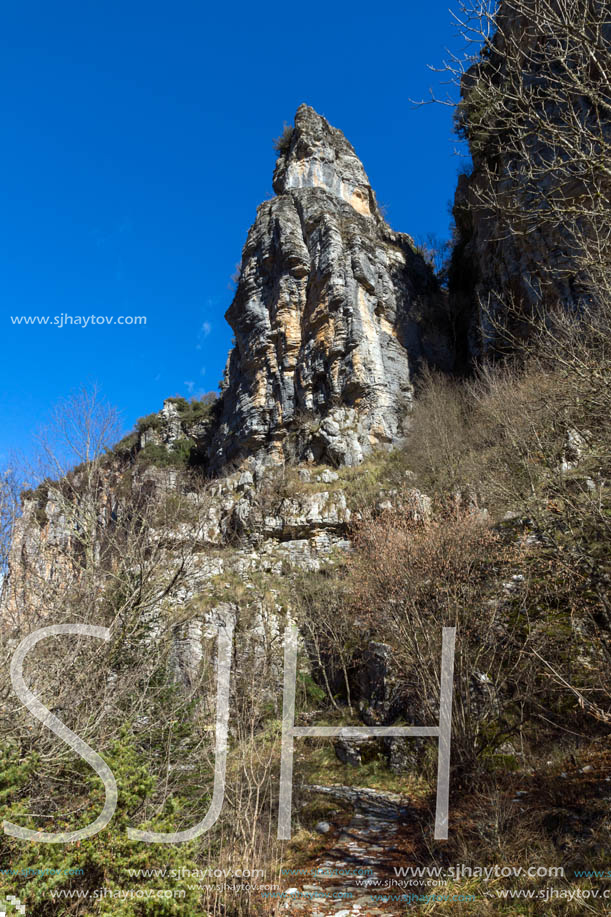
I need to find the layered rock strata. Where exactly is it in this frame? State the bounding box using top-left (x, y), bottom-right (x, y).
top-left (210, 104), bottom-right (452, 469)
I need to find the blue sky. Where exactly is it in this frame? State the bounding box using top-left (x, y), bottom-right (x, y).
top-left (1, 0), bottom-right (469, 464)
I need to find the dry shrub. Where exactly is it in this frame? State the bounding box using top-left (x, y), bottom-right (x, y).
top-left (402, 302), bottom-right (611, 729)
top-left (297, 497), bottom-right (535, 778)
top-left (347, 502), bottom-right (529, 774)
top-left (405, 363), bottom-right (568, 514)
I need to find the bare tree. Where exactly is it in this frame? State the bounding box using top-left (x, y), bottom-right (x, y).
top-left (36, 383), bottom-right (122, 472)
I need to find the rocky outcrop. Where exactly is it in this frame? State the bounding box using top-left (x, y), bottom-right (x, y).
top-left (210, 104), bottom-right (453, 470)
top-left (1, 470), bottom-right (123, 630)
top-left (0, 460), bottom-right (354, 626)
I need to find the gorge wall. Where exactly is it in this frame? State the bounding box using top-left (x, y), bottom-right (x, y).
top-left (448, 0), bottom-right (611, 356)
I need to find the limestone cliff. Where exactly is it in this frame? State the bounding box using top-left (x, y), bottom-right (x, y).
top-left (209, 104), bottom-right (453, 470)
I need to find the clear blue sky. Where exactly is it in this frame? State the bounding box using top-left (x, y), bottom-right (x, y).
top-left (1, 0), bottom-right (469, 463)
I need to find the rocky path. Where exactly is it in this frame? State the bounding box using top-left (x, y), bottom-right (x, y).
top-left (279, 785), bottom-right (426, 916)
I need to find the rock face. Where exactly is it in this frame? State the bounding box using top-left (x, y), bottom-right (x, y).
top-left (449, 1), bottom-right (611, 359)
top-left (210, 104), bottom-right (452, 470)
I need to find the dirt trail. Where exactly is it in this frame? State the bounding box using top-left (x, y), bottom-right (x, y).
top-left (280, 785), bottom-right (427, 916)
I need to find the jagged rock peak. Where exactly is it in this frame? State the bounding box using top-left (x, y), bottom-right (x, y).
top-left (209, 106), bottom-right (452, 472)
top-left (272, 104), bottom-right (382, 220)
